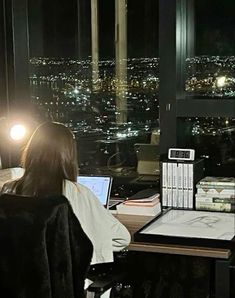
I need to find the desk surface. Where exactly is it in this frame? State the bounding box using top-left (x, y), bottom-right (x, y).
top-left (116, 214), bottom-right (232, 259)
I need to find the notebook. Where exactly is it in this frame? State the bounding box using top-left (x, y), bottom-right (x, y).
top-left (77, 175), bottom-right (113, 208)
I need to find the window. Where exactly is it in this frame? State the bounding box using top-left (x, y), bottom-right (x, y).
top-left (177, 0), bottom-right (235, 176)
top-left (28, 0), bottom-right (159, 175)
top-left (185, 0), bottom-right (235, 99)
top-left (178, 117), bottom-right (235, 176)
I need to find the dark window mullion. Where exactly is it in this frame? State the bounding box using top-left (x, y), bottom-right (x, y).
top-left (159, 0), bottom-right (191, 153)
top-left (177, 99), bottom-right (235, 118)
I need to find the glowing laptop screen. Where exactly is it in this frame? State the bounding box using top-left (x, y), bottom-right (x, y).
top-left (77, 176), bottom-right (112, 206)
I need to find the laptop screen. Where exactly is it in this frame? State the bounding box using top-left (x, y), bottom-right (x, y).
top-left (77, 176), bottom-right (112, 207)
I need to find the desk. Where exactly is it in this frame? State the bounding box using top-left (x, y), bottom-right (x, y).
top-left (116, 214), bottom-right (234, 298)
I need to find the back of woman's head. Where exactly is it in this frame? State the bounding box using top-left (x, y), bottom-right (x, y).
top-left (17, 122), bottom-right (78, 196)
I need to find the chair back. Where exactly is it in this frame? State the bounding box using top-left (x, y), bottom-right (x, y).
top-left (0, 194), bottom-right (93, 298)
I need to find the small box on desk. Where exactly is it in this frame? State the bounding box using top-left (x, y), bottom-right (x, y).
top-left (160, 158), bottom-right (204, 209)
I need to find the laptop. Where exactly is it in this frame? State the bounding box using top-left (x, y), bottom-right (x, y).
top-left (77, 175), bottom-right (113, 208)
top-left (134, 143), bottom-right (160, 182)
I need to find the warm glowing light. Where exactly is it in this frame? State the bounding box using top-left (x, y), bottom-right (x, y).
top-left (216, 76), bottom-right (226, 88)
top-left (10, 124), bottom-right (26, 141)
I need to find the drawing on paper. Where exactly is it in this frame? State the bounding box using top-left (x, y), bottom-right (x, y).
top-left (184, 215), bottom-right (220, 228)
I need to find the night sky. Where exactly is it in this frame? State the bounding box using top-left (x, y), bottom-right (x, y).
top-left (196, 0), bottom-right (235, 55)
top-left (28, 0), bottom-right (235, 59)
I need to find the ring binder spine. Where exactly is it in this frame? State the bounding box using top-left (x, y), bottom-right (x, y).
top-left (160, 158), bottom-right (204, 209)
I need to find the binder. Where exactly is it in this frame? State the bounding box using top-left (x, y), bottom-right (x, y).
top-left (188, 163), bottom-right (194, 208)
top-left (160, 159), bottom-right (204, 209)
top-left (167, 162), bottom-right (173, 207)
top-left (172, 163), bottom-right (178, 207)
top-left (183, 163), bottom-right (189, 208)
top-left (162, 162), bottom-right (168, 206)
top-left (177, 163), bottom-right (184, 208)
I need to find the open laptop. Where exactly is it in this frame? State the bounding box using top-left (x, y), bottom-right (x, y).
top-left (77, 175), bottom-right (113, 209)
top-left (134, 143), bottom-right (160, 182)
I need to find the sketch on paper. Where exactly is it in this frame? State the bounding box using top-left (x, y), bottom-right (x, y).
top-left (184, 215), bottom-right (220, 228)
top-left (141, 210), bottom-right (235, 241)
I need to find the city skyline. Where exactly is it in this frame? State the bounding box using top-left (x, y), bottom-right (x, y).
top-left (28, 55), bottom-right (235, 173)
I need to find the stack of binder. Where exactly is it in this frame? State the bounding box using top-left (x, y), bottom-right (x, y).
top-left (161, 159), bottom-right (204, 209)
top-left (195, 176), bottom-right (235, 212)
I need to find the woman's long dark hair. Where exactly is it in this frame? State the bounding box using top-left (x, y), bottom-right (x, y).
top-left (14, 122), bottom-right (78, 196)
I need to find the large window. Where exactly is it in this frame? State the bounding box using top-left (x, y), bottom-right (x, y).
top-left (1, 0), bottom-right (233, 177)
top-left (27, 0), bottom-right (159, 175)
top-left (178, 117), bottom-right (235, 176)
top-left (185, 0), bottom-right (235, 99)
top-left (178, 0), bottom-right (235, 176)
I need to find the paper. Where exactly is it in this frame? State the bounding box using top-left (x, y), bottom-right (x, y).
top-left (141, 209), bottom-right (235, 241)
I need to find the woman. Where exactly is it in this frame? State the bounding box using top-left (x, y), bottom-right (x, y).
top-left (1, 122), bottom-right (130, 265)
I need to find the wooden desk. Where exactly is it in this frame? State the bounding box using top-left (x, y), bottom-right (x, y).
top-left (116, 213), bottom-right (234, 298)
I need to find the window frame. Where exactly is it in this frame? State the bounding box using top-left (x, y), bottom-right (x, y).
top-left (159, 0), bottom-right (235, 152)
top-left (1, 0), bottom-right (235, 168)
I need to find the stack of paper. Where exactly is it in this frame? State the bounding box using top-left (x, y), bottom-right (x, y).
top-left (117, 193), bottom-right (161, 216)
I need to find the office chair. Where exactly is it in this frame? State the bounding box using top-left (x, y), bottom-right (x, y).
top-left (87, 252), bottom-right (129, 298)
top-left (87, 271), bottom-right (126, 298)
top-left (0, 193), bottom-right (93, 298)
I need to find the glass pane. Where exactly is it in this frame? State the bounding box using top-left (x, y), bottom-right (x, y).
top-left (28, 0), bottom-right (159, 178)
top-left (178, 117), bottom-right (235, 176)
top-left (186, 0), bottom-right (235, 98)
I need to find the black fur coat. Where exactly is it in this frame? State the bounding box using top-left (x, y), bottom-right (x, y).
top-left (0, 194), bottom-right (93, 298)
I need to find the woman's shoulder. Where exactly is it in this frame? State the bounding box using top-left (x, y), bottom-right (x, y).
top-left (0, 167), bottom-right (24, 190)
top-left (64, 179), bottom-right (90, 193)
top-left (63, 179), bottom-right (97, 201)
top-left (1, 179), bottom-right (19, 194)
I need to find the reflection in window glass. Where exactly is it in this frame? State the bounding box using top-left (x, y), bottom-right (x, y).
top-left (179, 117), bottom-right (235, 176)
top-left (186, 0), bottom-right (235, 98)
top-left (28, 0), bottom-right (159, 175)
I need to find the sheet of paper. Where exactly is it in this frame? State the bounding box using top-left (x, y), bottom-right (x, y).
top-left (141, 209), bottom-right (235, 240)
